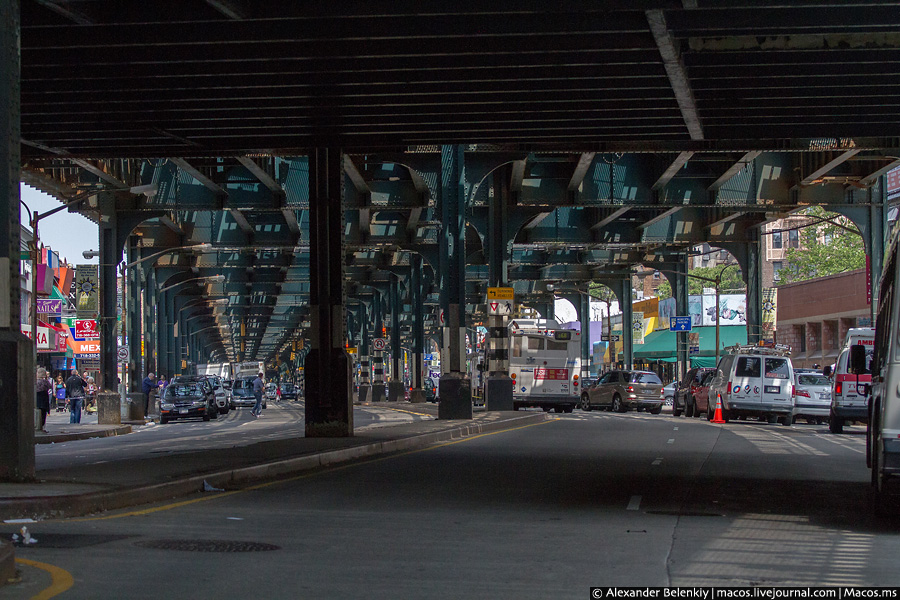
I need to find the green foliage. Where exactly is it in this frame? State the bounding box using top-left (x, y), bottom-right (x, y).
top-left (655, 263), bottom-right (745, 300)
top-left (777, 207), bottom-right (865, 284)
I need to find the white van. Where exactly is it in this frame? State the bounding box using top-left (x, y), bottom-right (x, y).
top-left (707, 344), bottom-right (795, 425)
top-left (828, 327), bottom-right (875, 434)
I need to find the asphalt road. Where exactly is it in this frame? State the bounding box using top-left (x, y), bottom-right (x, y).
top-left (4, 410), bottom-right (899, 599)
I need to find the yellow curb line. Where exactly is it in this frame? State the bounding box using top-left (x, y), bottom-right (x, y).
top-left (14, 558), bottom-right (74, 600)
top-left (71, 418), bottom-right (554, 522)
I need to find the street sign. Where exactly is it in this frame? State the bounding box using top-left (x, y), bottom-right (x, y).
top-left (600, 334), bottom-right (621, 342)
top-left (487, 287), bottom-right (514, 301)
top-left (117, 346), bottom-right (130, 362)
top-left (75, 319), bottom-right (100, 339)
top-left (487, 299), bottom-right (513, 315)
top-left (670, 316), bottom-right (692, 332)
top-left (373, 338), bottom-right (387, 351)
top-left (689, 346), bottom-right (700, 355)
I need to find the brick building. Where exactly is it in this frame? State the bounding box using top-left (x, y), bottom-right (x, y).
top-left (775, 269), bottom-right (872, 369)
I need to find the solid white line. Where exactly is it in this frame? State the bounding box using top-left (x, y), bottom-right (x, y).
top-left (627, 495), bottom-right (642, 511)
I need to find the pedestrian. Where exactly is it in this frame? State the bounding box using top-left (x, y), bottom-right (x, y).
top-left (141, 372), bottom-right (156, 416)
top-left (158, 375), bottom-right (167, 392)
top-left (35, 367), bottom-right (52, 433)
top-left (65, 368), bottom-right (87, 424)
top-left (85, 377), bottom-right (96, 413)
top-left (251, 372), bottom-right (264, 418)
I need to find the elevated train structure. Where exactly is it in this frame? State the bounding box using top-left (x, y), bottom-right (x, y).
top-left (3, 1), bottom-right (900, 479)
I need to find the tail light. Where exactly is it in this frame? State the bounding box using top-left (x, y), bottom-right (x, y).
top-left (511, 373), bottom-right (516, 381)
top-left (835, 381), bottom-right (842, 395)
top-left (727, 381), bottom-right (732, 395)
top-left (573, 380), bottom-right (578, 387)
top-left (626, 385), bottom-right (635, 392)
top-left (795, 389), bottom-right (810, 398)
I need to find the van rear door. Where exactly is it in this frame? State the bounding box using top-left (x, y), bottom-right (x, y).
top-left (763, 357), bottom-right (793, 412)
top-left (730, 355), bottom-right (763, 407)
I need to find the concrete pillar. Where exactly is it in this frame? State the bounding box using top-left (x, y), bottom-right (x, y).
top-left (304, 148), bottom-right (353, 437)
top-left (485, 166), bottom-right (513, 411)
top-left (388, 276), bottom-right (405, 402)
top-left (438, 145), bottom-right (472, 419)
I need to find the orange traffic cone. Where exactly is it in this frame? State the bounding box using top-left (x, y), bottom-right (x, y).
top-left (711, 394), bottom-right (726, 424)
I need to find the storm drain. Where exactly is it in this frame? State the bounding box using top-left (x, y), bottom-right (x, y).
top-left (134, 539), bottom-right (280, 553)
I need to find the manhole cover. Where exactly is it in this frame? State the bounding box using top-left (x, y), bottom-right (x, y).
top-left (134, 539), bottom-right (280, 553)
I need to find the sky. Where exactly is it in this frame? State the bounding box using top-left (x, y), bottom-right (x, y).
top-left (19, 183), bottom-right (99, 265)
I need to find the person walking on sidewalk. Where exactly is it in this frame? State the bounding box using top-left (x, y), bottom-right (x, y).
top-left (251, 372), bottom-right (264, 418)
top-left (35, 367), bottom-right (52, 433)
top-left (142, 372), bottom-right (156, 417)
top-left (65, 368), bottom-right (87, 424)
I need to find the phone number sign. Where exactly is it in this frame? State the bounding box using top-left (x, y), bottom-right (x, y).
top-left (534, 368), bottom-right (569, 380)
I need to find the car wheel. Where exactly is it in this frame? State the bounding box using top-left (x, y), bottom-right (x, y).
top-left (564, 406), bottom-right (574, 414)
top-left (693, 400), bottom-right (703, 418)
top-left (203, 413), bottom-right (211, 422)
top-left (685, 399), bottom-right (694, 418)
top-left (209, 407), bottom-right (218, 420)
top-left (612, 395), bottom-right (624, 413)
top-left (159, 416), bottom-right (168, 424)
top-left (650, 406), bottom-right (662, 415)
top-left (780, 415), bottom-right (792, 426)
top-left (830, 411), bottom-right (844, 434)
top-left (581, 394), bottom-right (591, 411)
top-left (673, 406), bottom-right (682, 417)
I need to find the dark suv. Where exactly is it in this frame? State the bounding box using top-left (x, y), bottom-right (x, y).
top-left (674, 367), bottom-right (714, 417)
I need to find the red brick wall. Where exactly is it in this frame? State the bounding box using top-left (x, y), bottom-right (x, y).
top-left (777, 269), bottom-right (869, 322)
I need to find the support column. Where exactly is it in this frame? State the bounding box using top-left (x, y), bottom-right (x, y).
top-left (662, 256), bottom-right (691, 381)
top-left (579, 291), bottom-right (591, 377)
top-left (144, 267), bottom-right (157, 375)
top-left (409, 254), bottom-right (426, 403)
top-left (616, 278), bottom-right (634, 369)
top-left (371, 292), bottom-right (385, 402)
top-left (388, 276), bottom-right (405, 402)
top-left (358, 301), bottom-right (370, 403)
top-left (0, 0), bottom-right (35, 481)
top-left (304, 148), bottom-right (353, 437)
top-left (438, 145), bottom-right (472, 419)
top-left (126, 237), bottom-right (142, 394)
top-left (97, 194), bottom-right (124, 424)
top-left (485, 166), bottom-right (513, 411)
top-left (745, 230), bottom-right (763, 346)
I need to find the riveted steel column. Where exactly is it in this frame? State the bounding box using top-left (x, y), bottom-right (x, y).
top-left (673, 256), bottom-right (690, 380)
top-left (144, 266), bottom-right (157, 375)
top-left (438, 145), bottom-right (472, 419)
top-left (388, 276), bottom-right (404, 401)
top-left (371, 292), bottom-right (385, 402)
top-left (580, 291), bottom-right (591, 377)
top-left (485, 166), bottom-right (512, 411)
top-left (126, 237), bottom-right (142, 393)
top-left (616, 279), bottom-right (634, 369)
top-left (305, 148), bottom-right (352, 437)
top-left (409, 253), bottom-right (426, 402)
top-left (746, 230), bottom-right (763, 346)
top-left (0, 0), bottom-right (34, 481)
top-left (358, 301), bottom-right (370, 403)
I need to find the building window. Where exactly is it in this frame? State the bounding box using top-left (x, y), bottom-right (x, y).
top-left (653, 270), bottom-right (660, 279)
top-left (788, 229), bottom-right (800, 248)
top-left (772, 231), bottom-right (782, 249)
top-left (798, 324), bottom-right (806, 353)
top-left (773, 261), bottom-right (783, 281)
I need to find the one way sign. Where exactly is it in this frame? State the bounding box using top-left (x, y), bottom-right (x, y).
top-left (488, 300), bottom-right (513, 315)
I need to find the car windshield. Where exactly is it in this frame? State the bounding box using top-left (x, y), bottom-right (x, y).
top-left (167, 384), bottom-right (202, 397)
top-left (282, 384), bottom-right (295, 391)
top-left (630, 372), bottom-right (661, 384)
top-left (798, 374), bottom-right (830, 386)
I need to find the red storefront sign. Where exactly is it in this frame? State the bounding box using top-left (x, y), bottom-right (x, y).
top-left (534, 368), bottom-right (569, 380)
top-left (75, 319), bottom-right (99, 339)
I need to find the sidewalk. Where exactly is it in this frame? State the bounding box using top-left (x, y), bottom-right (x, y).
top-left (1, 402), bottom-right (546, 522)
top-left (34, 410), bottom-right (133, 445)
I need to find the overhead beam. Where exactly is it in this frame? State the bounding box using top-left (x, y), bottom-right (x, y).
top-left (237, 156), bottom-right (282, 194)
top-left (652, 151), bottom-right (694, 190)
top-left (33, 0), bottom-right (93, 24)
top-left (281, 208), bottom-right (300, 234)
top-left (204, 0), bottom-right (248, 19)
top-left (860, 158), bottom-right (900, 186)
top-left (704, 210), bottom-right (747, 230)
top-left (591, 206), bottom-right (631, 230)
top-left (708, 151), bottom-right (762, 191)
top-left (801, 149), bottom-right (861, 185)
top-left (646, 9), bottom-right (704, 141)
top-left (567, 152), bottom-right (596, 192)
top-left (21, 140), bottom-right (129, 188)
top-left (157, 214), bottom-right (183, 235)
top-left (170, 157), bottom-right (227, 195)
top-left (637, 206), bottom-right (682, 230)
top-left (510, 160), bottom-right (527, 193)
top-left (229, 209), bottom-right (253, 234)
top-left (342, 155), bottom-right (371, 194)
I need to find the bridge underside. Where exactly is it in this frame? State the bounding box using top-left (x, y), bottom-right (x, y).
top-left (3, 2), bottom-right (900, 478)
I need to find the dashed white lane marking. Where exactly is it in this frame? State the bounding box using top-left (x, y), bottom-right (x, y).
top-left (652, 458), bottom-right (663, 466)
top-left (673, 427), bottom-right (679, 431)
top-left (627, 495), bottom-right (642, 511)
top-left (667, 438), bottom-right (675, 444)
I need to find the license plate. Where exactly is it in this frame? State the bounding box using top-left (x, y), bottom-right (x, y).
top-left (179, 409), bottom-right (188, 414)
top-left (819, 393), bottom-right (831, 400)
top-left (765, 385), bottom-right (780, 394)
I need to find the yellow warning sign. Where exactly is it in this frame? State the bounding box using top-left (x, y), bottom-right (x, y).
top-left (487, 287), bottom-right (514, 301)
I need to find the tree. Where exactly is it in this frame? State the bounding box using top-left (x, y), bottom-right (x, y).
top-left (655, 263), bottom-right (745, 299)
top-left (777, 207), bottom-right (865, 284)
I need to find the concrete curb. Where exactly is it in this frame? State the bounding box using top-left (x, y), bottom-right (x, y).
top-left (0, 540), bottom-right (13, 588)
top-left (35, 425), bottom-right (132, 445)
top-left (1, 413), bottom-right (546, 521)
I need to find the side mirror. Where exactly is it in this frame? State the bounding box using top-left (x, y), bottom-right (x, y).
top-left (849, 344), bottom-right (868, 375)
top-left (823, 365), bottom-right (832, 377)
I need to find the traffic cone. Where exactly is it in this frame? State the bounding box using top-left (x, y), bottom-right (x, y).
top-left (711, 394), bottom-right (726, 424)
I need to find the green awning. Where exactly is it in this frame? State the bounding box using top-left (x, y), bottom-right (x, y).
top-left (633, 326), bottom-right (748, 360)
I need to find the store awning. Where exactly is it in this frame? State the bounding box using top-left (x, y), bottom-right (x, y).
top-left (633, 326), bottom-right (748, 360)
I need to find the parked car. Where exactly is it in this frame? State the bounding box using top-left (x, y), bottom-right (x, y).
top-left (690, 371), bottom-right (715, 419)
top-left (159, 381), bottom-right (219, 424)
top-left (201, 375), bottom-right (230, 414)
top-left (792, 371), bottom-right (832, 424)
top-left (265, 382), bottom-right (277, 401)
top-left (280, 383), bottom-right (298, 400)
top-left (580, 370), bottom-right (664, 414)
top-left (423, 378), bottom-right (437, 402)
top-left (707, 345), bottom-right (795, 425)
top-left (674, 367), bottom-right (714, 417)
top-left (170, 375), bottom-right (220, 413)
top-left (662, 382), bottom-right (676, 406)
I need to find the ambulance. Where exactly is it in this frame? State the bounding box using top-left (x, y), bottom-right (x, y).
top-left (828, 327), bottom-right (875, 434)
